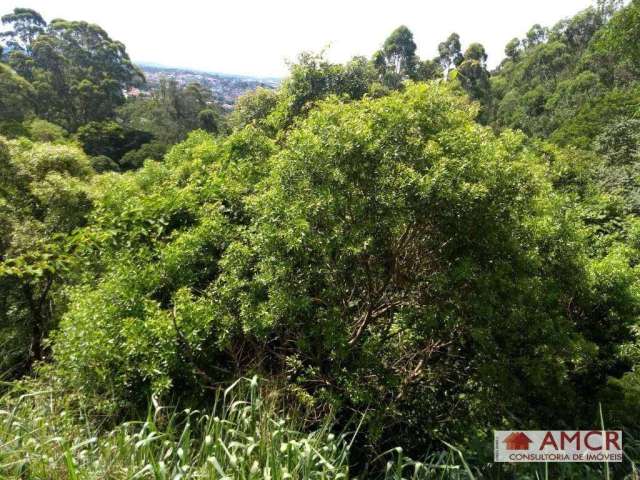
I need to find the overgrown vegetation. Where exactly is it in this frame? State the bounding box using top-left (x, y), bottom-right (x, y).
top-left (1, 377), bottom-right (355, 479)
top-left (2, 1), bottom-right (640, 478)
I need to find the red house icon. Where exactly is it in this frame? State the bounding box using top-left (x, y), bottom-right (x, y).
top-left (503, 432), bottom-right (533, 450)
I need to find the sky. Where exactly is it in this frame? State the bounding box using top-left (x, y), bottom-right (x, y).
top-left (0, 0), bottom-right (597, 78)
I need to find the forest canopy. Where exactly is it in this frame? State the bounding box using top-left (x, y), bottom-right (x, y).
top-left (2, 1), bottom-right (640, 478)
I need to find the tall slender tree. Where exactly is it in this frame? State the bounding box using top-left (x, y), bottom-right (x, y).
top-left (437, 32), bottom-right (463, 76)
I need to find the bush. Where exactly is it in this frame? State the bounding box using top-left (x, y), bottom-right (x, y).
top-left (52, 83), bottom-right (640, 455)
top-left (90, 154), bottom-right (120, 173)
top-left (119, 141), bottom-right (167, 170)
top-left (198, 108), bottom-right (220, 134)
top-left (230, 87), bottom-right (279, 131)
top-left (0, 120), bottom-right (29, 138)
top-left (27, 119), bottom-right (68, 143)
top-left (76, 120), bottom-right (153, 165)
top-left (0, 137), bottom-right (93, 377)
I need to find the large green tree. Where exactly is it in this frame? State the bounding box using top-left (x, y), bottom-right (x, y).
top-left (457, 42), bottom-right (491, 122)
top-left (0, 63), bottom-right (33, 123)
top-left (51, 83), bottom-right (639, 453)
top-left (117, 78), bottom-right (223, 145)
top-left (376, 25), bottom-right (418, 78)
top-left (437, 32), bottom-right (463, 76)
top-left (1, 8), bottom-right (143, 130)
top-left (0, 136), bottom-right (93, 376)
top-left (0, 8), bottom-right (45, 51)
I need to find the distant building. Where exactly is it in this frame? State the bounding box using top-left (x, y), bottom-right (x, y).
top-left (137, 64), bottom-right (280, 106)
top-left (124, 87), bottom-right (142, 98)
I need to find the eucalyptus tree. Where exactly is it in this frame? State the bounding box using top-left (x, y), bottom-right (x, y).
top-left (437, 32), bottom-right (463, 76)
top-left (0, 8), bottom-right (143, 130)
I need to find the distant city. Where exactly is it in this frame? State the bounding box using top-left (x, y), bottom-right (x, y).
top-left (133, 64), bottom-right (281, 109)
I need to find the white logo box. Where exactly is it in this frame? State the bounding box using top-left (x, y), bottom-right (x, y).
top-left (494, 431), bottom-right (623, 463)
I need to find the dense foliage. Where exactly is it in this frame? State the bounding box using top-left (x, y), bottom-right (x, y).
top-left (490, 0), bottom-right (639, 148)
top-left (2, 1), bottom-right (640, 478)
top-left (1, 8), bottom-right (142, 130)
top-left (0, 137), bottom-right (92, 377)
top-left (0, 8), bottom-right (226, 173)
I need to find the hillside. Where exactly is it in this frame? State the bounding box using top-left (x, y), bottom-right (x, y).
top-left (1, 1), bottom-right (640, 478)
top-left (137, 64), bottom-right (280, 109)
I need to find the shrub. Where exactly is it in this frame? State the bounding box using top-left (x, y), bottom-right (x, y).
top-left (76, 120), bottom-right (153, 165)
top-left (2, 377), bottom-right (636, 478)
top-left (90, 154), bottom-right (120, 173)
top-left (0, 137), bottom-right (93, 376)
top-left (27, 119), bottom-right (68, 143)
top-left (119, 141), bottom-right (167, 170)
top-left (51, 83), bottom-right (640, 455)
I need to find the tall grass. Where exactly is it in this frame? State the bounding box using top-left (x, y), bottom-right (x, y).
top-left (1, 376), bottom-right (348, 479)
top-left (0, 377), bottom-right (476, 479)
top-left (1, 377), bottom-right (638, 479)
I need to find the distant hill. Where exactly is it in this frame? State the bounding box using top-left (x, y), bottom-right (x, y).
top-left (137, 63), bottom-right (280, 109)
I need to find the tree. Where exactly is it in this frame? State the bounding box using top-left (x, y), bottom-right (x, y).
top-left (0, 8), bottom-right (46, 52)
top-left (341, 55), bottom-right (378, 98)
top-left (0, 8), bottom-right (143, 130)
top-left (269, 52), bottom-right (375, 129)
top-left (457, 43), bottom-right (491, 122)
top-left (597, 0), bottom-right (640, 70)
top-left (229, 87), bottom-right (279, 131)
top-left (0, 63), bottom-right (33, 123)
top-left (51, 84), bottom-right (638, 454)
top-left (118, 141), bottom-right (167, 170)
top-left (437, 32), bottom-right (463, 76)
top-left (490, 2), bottom-right (637, 144)
top-left (414, 59), bottom-right (443, 81)
top-left (90, 154), bottom-right (120, 173)
top-left (198, 109), bottom-right (220, 133)
top-left (27, 119), bottom-right (67, 143)
top-left (381, 25), bottom-right (417, 76)
top-left (117, 79), bottom-right (222, 145)
top-left (594, 119), bottom-right (640, 213)
top-left (504, 37), bottom-right (522, 61)
top-left (0, 137), bottom-right (93, 376)
top-left (75, 121), bottom-right (153, 169)
top-left (555, 6), bottom-right (608, 51)
top-left (524, 24), bottom-right (548, 48)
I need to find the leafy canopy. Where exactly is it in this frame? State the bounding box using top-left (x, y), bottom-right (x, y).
top-left (51, 83), bottom-right (639, 451)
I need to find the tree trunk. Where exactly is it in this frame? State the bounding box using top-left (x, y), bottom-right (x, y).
top-left (22, 275), bottom-right (52, 370)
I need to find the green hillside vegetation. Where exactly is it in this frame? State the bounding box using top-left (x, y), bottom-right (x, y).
top-left (2, 1), bottom-right (640, 478)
